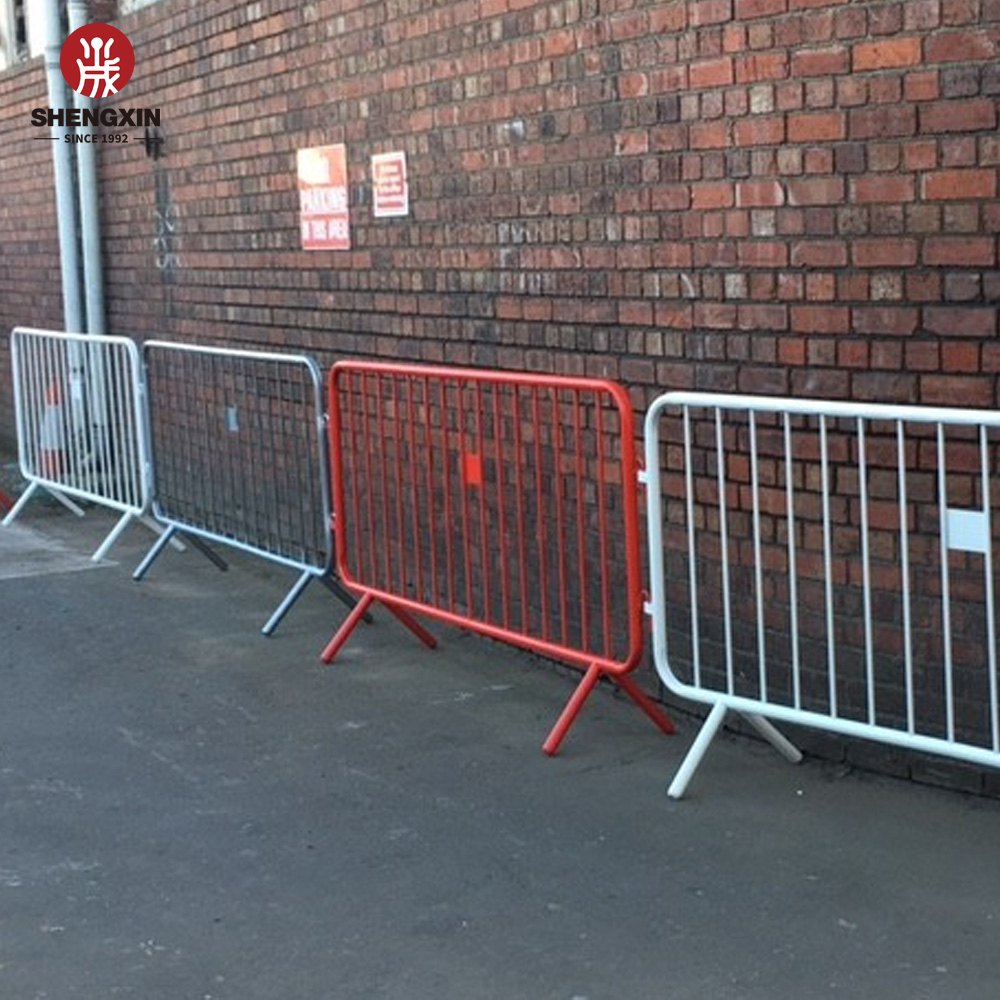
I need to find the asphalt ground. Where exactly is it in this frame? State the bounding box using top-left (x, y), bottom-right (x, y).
top-left (2, 488), bottom-right (1000, 999)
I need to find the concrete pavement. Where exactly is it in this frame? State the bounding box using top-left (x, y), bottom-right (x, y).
top-left (2, 500), bottom-right (1000, 999)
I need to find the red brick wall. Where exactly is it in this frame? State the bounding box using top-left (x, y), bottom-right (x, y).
top-left (0, 0), bottom-right (1000, 418)
top-left (95, 0), bottom-right (1000, 410)
top-left (1, 0), bottom-right (999, 442)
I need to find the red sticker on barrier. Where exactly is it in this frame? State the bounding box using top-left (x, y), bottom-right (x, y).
top-left (462, 452), bottom-right (483, 488)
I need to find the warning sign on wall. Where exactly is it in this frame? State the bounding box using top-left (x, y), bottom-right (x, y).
top-left (297, 144), bottom-right (350, 251)
top-left (372, 151), bottom-right (409, 218)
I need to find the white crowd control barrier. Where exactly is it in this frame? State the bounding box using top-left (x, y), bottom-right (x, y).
top-left (3, 327), bottom-right (150, 560)
top-left (645, 391), bottom-right (1000, 798)
top-left (134, 341), bottom-right (354, 634)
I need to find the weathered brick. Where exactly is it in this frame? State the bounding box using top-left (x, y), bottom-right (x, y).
top-left (851, 174), bottom-right (916, 203)
top-left (924, 29), bottom-right (997, 62)
top-left (853, 37), bottom-right (923, 71)
top-left (787, 111), bottom-right (846, 142)
top-left (922, 168), bottom-right (997, 200)
top-left (920, 99), bottom-right (997, 132)
top-left (791, 45), bottom-right (850, 77)
top-left (924, 237), bottom-right (997, 266)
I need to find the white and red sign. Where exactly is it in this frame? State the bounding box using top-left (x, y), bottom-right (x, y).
top-left (372, 151), bottom-right (409, 218)
top-left (297, 144), bottom-right (350, 251)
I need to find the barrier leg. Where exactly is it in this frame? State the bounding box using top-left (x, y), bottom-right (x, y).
top-left (542, 667), bottom-right (676, 757)
top-left (133, 525), bottom-right (177, 580)
top-left (262, 569), bottom-right (313, 637)
top-left (1, 482), bottom-right (38, 526)
top-left (667, 701), bottom-right (729, 800)
top-left (743, 712), bottom-right (803, 764)
top-left (91, 509), bottom-right (135, 563)
top-left (543, 662), bottom-right (602, 756)
top-left (615, 673), bottom-right (676, 737)
top-left (43, 486), bottom-right (86, 517)
top-left (321, 573), bottom-right (364, 613)
top-left (382, 599), bottom-right (438, 649)
top-left (321, 594), bottom-right (437, 664)
top-left (140, 514), bottom-right (186, 552)
top-left (183, 533), bottom-right (229, 571)
top-left (321, 593), bottom-right (376, 663)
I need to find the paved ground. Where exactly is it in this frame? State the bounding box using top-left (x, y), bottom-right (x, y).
top-left (2, 491), bottom-right (1000, 999)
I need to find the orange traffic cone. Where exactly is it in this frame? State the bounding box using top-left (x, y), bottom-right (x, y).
top-left (39, 378), bottom-right (67, 479)
top-left (0, 487), bottom-right (12, 513)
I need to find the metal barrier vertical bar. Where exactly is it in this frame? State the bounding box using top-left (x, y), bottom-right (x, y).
top-left (684, 405), bottom-right (701, 688)
top-left (459, 381), bottom-right (474, 614)
top-left (820, 415), bottom-right (838, 717)
top-left (406, 376), bottom-right (424, 600)
top-left (573, 390), bottom-right (589, 652)
top-left (514, 385), bottom-right (529, 635)
top-left (937, 422), bottom-right (955, 742)
top-left (749, 410), bottom-right (767, 700)
top-left (858, 418), bottom-right (876, 725)
top-left (421, 376), bottom-right (437, 603)
top-left (981, 425), bottom-right (999, 751)
top-left (440, 378), bottom-right (456, 610)
top-left (369, 379), bottom-right (392, 586)
top-left (532, 387), bottom-right (550, 639)
top-left (474, 381), bottom-right (491, 622)
top-left (493, 382), bottom-right (511, 630)
top-left (552, 387), bottom-right (569, 646)
top-left (715, 407), bottom-right (734, 695)
top-left (898, 420), bottom-right (916, 735)
top-left (596, 400), bottom-right (611, 660)
top-left (784, 412), bottom-right (802, 710)
top-left (392, 376), bottom-right (407, 597)
top-left (93, 345), bottom-right (112, 504)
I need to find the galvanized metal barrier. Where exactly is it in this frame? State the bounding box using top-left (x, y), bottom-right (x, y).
top-left (134, 341), bottom-right (350, 634)
top-left (322, 360), bottom-right (675, 753)
top-left (2, 326), bottom-right (149, 560)
top-left (645, 391), bottom-right (1000, 797)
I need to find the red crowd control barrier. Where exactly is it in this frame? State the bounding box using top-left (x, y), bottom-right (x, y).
top-left (322, 360), bottom-right (674, 753)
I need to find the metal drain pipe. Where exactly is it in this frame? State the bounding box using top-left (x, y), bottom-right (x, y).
top-left (36, 0), bottom-right (85, 335)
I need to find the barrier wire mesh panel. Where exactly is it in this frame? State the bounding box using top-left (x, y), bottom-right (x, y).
top-left (143, 342), bottom-right (329, 573)
top-left (329, 362), bottom-right (644, 673)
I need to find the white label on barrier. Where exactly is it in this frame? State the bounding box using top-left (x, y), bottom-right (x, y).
top-left (946, 507), bottom-right (989, 555)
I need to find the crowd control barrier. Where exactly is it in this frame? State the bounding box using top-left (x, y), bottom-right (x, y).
top-left (3, 326), bottom-right (149, 560)
top-left (322, 360), bottom-right (675, 753)
top-left (645, 391), bottom-right (1000, 797)
top-left (134, 341), bottom-right (353, 634)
